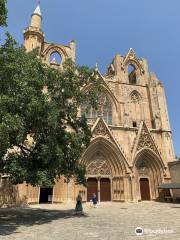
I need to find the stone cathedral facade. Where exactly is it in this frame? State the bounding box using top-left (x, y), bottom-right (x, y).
top-left (3, 5), bottom-right (176, 204)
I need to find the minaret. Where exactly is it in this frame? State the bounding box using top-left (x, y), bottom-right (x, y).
top-left (23, 4), bottom-right (44, 52)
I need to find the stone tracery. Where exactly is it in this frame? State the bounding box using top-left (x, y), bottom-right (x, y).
top-left (81, 93), bottom-right (112, 125)
top-left (93, 119), bottom-right (110, 139)
top-left (86, 153), bottom-right (111, 175)
top-left (130, 91), bottom-right (141, 103)
top-left (137, 124), bottom-right (158, 154)
top-left (122, 48), bottom-right (144, 75)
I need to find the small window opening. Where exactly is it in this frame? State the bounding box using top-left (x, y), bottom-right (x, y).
top-left (166, 133), bottom-right (170, 140)
top-left (133, 121), bottom-right (137, 127)
top-left (128, 64), bottom-right (136, 84)
top-left (151, 120), bottom-right (156, 129)
top-left (50, 52), bottom-right (62, 65)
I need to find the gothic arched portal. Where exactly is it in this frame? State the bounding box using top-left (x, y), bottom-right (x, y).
top-left (133, 149), bottom-right (164, 201)
top-left (81, 137), bottom-right (128, 202)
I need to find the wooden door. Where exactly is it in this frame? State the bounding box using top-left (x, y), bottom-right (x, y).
top-left (87, 178), bottom-right (98, 202)
top-left (140, 178), bottom-right (150, 200)
top-left (100, 178), bottom-right (111, 201)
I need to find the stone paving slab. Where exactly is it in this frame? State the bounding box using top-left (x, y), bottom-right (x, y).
top-left (0, 201), bottom-right (180, 240)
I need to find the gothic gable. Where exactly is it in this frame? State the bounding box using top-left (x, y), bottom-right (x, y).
top-left (82, 69), bottom-right (118, 111)
top-left (132, 121), bottom-right (160, 157)
top-left (95, 70), bottom-right (118, 107)
top-left (92, 117), bottom-right (114, 141)
top-left (122, 48), bottom-right (144, 74)
top-left (91, 118), bottom-right (129, 162)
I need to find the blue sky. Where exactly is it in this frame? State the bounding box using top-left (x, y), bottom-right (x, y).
top-left (1, 0), bottom-right (180, 156)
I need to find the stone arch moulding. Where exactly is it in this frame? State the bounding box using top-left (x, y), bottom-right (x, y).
top-left (126, 60), bottom-right (142, 73)
top-left (133, 148), bottom-right (165, 200)
top-left (42, 45), bottom-right (68, 63)
top-left (81, 136), bottom-right (129, 176)
top-left (82, 82), bottom-right (118, 112)
top-left (91, 117), bottom-right (130, 168)
top-left (133, 148), bottom-right (165, 171)
top-left (129, 90), bottom-right (142, 103)
top-left (122, 48), bottom-right (144, 75)
top-left (129, 90), bottom-right (144, 127)
top-left (131, 121), bottom-right (163, 163)
top-left (100, 84), bottom-right (118, 112)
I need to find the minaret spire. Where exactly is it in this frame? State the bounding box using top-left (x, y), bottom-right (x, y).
top-left (23, 2), bottom-right (44, 52)
top-left (30, 2), bottom-right (42, 29)
top-left (33, 2), bottom-right (41, 16)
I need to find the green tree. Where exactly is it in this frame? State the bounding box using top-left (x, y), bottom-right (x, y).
top-left (0, 0), bottom-right (7, 27)
top-left (0, 34), bottom-right (100, 186)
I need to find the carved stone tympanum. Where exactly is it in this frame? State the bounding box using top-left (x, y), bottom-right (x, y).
top-left (87, 153), bottom-right (111, 175)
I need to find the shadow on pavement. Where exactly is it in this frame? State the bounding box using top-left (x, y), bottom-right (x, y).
top-left (0, 207), bottom-right (88, 236)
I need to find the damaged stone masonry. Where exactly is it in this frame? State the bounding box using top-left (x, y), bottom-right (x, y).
top-left (0, 4), bottom-right (178, 206)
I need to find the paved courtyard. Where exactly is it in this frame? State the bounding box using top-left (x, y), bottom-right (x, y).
top-left (0, 201), bottom-right (180, 240)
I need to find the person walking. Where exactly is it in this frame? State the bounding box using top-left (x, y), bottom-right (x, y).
top-left (75, 192), bottom-right (83, 214)
top-left (92, 193), bottom-right (97, 208)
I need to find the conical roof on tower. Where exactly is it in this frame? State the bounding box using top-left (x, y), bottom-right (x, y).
top-left (33, 4), bottom-right (41, 16)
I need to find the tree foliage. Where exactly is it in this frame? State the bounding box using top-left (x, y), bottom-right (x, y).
top-left (0, 34), bottom-right (101, 186)
top-left (0, 0), bottom-right (7, 27)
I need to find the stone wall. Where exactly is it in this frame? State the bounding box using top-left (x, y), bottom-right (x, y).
top-left (168, 161), bottom-right (180, 198)
top-left (0, 178), bottom-right (18, 207)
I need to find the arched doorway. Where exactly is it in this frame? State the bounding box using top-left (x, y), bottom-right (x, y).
top-left (86, 152), bottom-right (112, 202)
top-left (140, 178), bottom-right (150, 200)
top-left (81, 136), bottom-right (128, 202)
top-left (134, 149), bottom-right (164, 201)
top-left (100, 178), bottom-right (111, 201)
top-left (39, 187), bottom-right (53, 203)
top-left (87, 178), bottom-right (98, 202)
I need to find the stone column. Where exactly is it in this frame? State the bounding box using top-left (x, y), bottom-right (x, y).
top-left (124, 176), bottom-right (132, 202)
top-left (129, 175), bottom-right (135, 202)
top-left (97, 177), bottom-right (101, 203)
top-left (110, 177), bottom-right (113, 201)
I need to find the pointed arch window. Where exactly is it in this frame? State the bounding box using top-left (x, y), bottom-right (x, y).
top-left (130, 91), bottom-right (142, 127)
top-left (128, 64), bottom-right (137, 84)
top-left (131, 91), bottom-right (140, 104)
top-left (49, 51), bottom-right (62, 65)
top-left (81, 93), bottom-right (112, 125)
